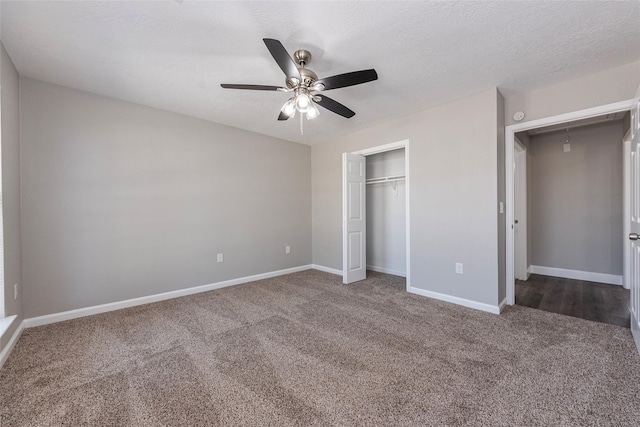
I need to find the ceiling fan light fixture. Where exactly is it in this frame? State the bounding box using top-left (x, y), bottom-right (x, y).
top-left (282, 98), bottom-right (297, 118)
top-left (295, 93), bottom-right (311, 113)
top-left (306, 103), bottom-right (320, 120)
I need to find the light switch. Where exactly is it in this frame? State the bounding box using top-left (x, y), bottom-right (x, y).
top-left (217, 253), bottom-right (224, 263)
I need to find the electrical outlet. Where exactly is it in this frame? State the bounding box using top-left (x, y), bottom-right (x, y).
top-left (455, 263), bottom-right (464, 274)
top-left (285, 245), bottom-right (291, 254)
top-left (14, 283), bottom-right (18, 300)
top-left (217, 253), bottom-right (224, 263)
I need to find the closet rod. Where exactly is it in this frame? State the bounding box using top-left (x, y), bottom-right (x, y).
top-left (365, 175), bottom-right (405, 185)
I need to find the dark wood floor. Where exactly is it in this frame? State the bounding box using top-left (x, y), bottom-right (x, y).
top-left (515, 274), bottom-right (631, 328)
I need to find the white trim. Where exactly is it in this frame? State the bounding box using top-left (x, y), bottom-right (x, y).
top-left (366, 265), bottom-right (406, 277)
top-left (499, 297), bottom-right (508, 313)
top-left (24, 265), bottom-right (313, 328)
top-left (506, 99), bottom-right (635, 305)
top-left (405, 142), bottom-right (411, 293)
top-left (514, 140), bottom-right (528, 281)
top-left (0, 319), bottom-right (24, 369)
top-left (624, 131), bottom-right (632, 289)
top-left (528, 265), bottom-right (622, 286)
top-left (513, 142), bottom-right (528, 278)
top-left (407, 286), bottom-right (500, 314)
top-left (0, 314), bottom-right (17, 339)
top-left (311, 264), bottom-right (342, 276)
top-left (348, 139), bottom-right (411, 291)
top-left (351, 140), bottom-right (408, 156)
top-left (633, 309), bottom-right (640, 355)
top-left (508, 100), bottom-right (635, 134)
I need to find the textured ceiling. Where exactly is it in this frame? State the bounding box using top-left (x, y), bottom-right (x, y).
top-left (2, 1), bottom-right (639, 145)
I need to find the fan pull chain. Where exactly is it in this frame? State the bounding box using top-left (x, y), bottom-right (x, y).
top-left (300, 112), bottom-right (304, 135)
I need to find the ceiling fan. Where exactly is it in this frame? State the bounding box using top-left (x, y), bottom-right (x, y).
top-left (221, 38), bottom-right (378, 126)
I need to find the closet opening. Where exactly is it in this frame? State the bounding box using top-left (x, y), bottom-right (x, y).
top-left (342, 140), bottom-right (410, 290)
top-left (366, 149), bottom-right (406, 278)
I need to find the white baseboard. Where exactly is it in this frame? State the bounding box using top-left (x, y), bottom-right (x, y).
top-left (632, 310), bottom-right (640, 355)
top-left (0, 319), bottom-right (24, 369)
top-left (311, 264), bottom-right (342, 276)
top-left (407, 286), bottom-right (500, 314)
top-left (24, 265), bottom-right (313, 328)
top-left (366, 265), bottom-right (407, 277)
top-left (528, 265), bottom-right (622, 286)
top-left (0, 314), bottom-right (17, 340)
top-left (499, 297), bottom-right (508, 313)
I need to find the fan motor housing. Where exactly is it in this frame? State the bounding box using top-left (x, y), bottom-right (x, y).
top-left (299, 68), bottom-right (318, 85)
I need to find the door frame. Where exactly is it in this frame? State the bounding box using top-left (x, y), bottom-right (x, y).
top-left (346, 139), bottom-right (411, 290)
top-left (505, 100), bottom-right (635, 305)
top-left (624, 129), bottom-right (632, 289)
top-left (514, 137), bottom-right (528, 281)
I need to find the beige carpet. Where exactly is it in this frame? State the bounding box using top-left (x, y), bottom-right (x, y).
top-left (1, 270), bottom-right (639, 426)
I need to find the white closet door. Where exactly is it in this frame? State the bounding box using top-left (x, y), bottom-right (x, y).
top-left (342, 153), bottom-right (366, 284)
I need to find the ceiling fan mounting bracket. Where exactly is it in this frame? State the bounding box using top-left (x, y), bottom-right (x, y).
top-left (293, 50), bottom-right (312, 67)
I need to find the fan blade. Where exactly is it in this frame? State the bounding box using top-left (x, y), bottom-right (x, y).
top-left (315, 69), bottom-right (378, 91)
top-left (315, 95), bottom-right (355, 118)
top-left (278, 111), bottom-right (290, 121)
top-left (263, 38), bottom-right (301, 81)
top-left (220, 84), bottom-right (285, 91)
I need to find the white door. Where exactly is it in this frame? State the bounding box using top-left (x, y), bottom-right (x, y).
top-left (343, 153), bottom-right (367, 284)
top-left (514, 140), bottom-right (528, 281)
top-left (629, 83), bottom-right (640, 353)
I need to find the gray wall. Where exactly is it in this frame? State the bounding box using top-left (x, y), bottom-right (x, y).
top-left (529, 120), bottom-right (624, 275)
top-left (20, 78), bottom-right (311, 318)
top-left (505, 61), bottom-right (640, 126)
top-left (312, 88), bottom-right (501, 307)
top-left (366, 149), bottom-right (406, 276)
top-left (0, 43), bottom-right (22, 350)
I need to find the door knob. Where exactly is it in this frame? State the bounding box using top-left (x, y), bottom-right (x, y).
top-left (630, 233), bottom-right (639, 241)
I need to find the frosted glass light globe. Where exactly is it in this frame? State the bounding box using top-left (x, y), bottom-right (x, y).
top-left (306, 103), bottom-right (320, 119)
top-left (282, 98), bottom-right (296, 117)
top-left (295, 93), bottom-right (311, 113)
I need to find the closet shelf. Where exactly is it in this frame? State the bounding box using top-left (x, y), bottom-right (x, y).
top-left (365, 175), bottom-right (405, 185)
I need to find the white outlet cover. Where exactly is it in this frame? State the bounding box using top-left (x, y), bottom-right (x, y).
top-left (217, 253), bottom-right (224, 263)
top-left (455, 263), bottom-right (464, 274)
top-left (285, 246), bottom-right (291, 254)
top-left (563, 143), bottom-right (571, 152)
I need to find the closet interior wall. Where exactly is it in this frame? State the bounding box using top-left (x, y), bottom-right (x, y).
top-left (366, 149), bottom-right (406, 277)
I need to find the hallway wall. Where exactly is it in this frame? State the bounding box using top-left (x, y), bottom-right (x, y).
top-left (528, 120), bottom-right (624, 276)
